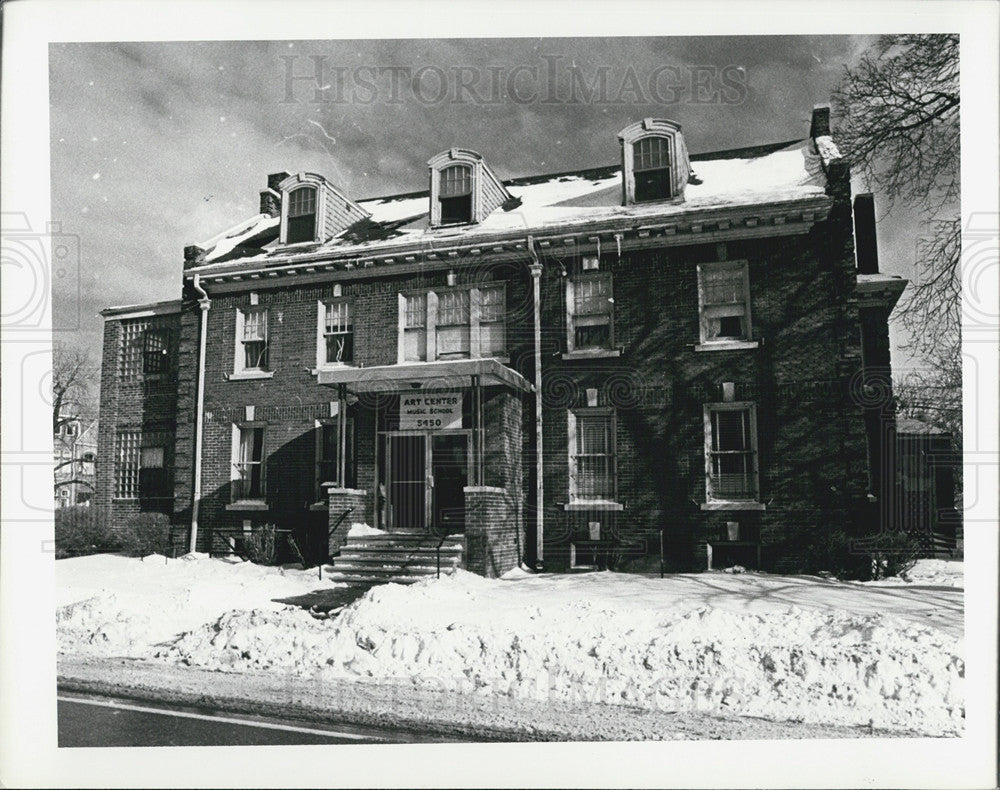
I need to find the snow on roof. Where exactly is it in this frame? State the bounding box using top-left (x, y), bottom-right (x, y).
top-left (192, 139), bottom-right (830, 270)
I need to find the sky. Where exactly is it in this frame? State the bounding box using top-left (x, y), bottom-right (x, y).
top-left (49, 35), bottom-right (931, 377)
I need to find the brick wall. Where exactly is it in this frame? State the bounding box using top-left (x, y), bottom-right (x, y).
top-left (465, 486), bottom-right (520, 577)
top-left (326, 488), bottom-right (368, 556)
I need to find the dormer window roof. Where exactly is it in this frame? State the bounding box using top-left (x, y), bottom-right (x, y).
top-left (618, 119), bottom-right (691, 206)
top-left (428, 148), bottom-right (512, 228)
top-left (277, 172), bottom-right (369, 246)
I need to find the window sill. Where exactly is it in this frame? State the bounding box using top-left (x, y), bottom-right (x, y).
top-left (694, 340), bottom-right (759, 352)
top-left (226, 370), bottom-right (275, 381)
top-left (700, 501), bottom-right (765, 511)
top-left (311, 364), bottom-right (355, 376)
top-left (561, 348), bottom-right (622, 360)
top-left (564, 500), bottom-right (624, 512)
top-left (226, 500), bottom-right (269, 511)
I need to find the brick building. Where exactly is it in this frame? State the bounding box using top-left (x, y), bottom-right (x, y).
top-left (95, 105), bottom-right (907, 575)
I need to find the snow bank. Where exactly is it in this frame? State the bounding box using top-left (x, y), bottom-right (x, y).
top-left (160, 569), bottom-right (962, 736)
top-left (56, 556), bottom-right (963, 736)
top-left (347, 523), bottom-right (387, 537)
top-left (56, 554), bottom-right (341, 657)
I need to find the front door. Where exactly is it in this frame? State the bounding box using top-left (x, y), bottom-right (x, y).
top-left (431, 433), bottom-right (468, 534)
top-left (385, 432), bottom-right (469, 533)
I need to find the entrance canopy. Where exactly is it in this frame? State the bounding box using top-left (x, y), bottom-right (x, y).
top-left (316, 357), bottom-right (534, 394)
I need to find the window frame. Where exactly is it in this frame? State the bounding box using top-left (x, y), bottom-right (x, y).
top-left (113, 429), bottom-right (141, 500)
top-left (702, 401), bottom-right (763, 509)
top-left (695, 260), bottom-right (758, 351)
top-left (231, 422), bottom-right (267, 503)
top-left (316, 298), bottom-right (355, 368)
top-left (565, 269), bottom-right (617, 357)
top-left (567, 407), bottom-right (618, 505)
top-left (314, 417), bottom-right (356, 500)
top-left (233, 305), bottom-right (272, 378)
top-left (285, 185), bottom-right (318, 244)
top-left (631, 136), bottom-right (674, 203)
top-left (397, 283), bottom-right (507, 364)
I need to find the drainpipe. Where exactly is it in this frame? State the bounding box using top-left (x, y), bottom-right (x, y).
top-left (189, 273), bottom-right (211, 554)
top-left (528, 238), bottom-right (545, 567)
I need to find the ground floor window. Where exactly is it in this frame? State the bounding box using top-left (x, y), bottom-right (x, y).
top-left (568, 408), bottom-right (616, 501)
top-left (114, 430), bottom-right (140, 499)
top-left (315, 418), bottom-right (355, 498)
top-left (704, 402), bottom-right (759, 501)
top-left (232, 424), bottom-right (265, 501)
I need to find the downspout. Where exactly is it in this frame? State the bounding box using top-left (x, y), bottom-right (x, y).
top-left (189, 273), bottom-right (211, 554)
top-left (528, 237), bottom-right (545, 567)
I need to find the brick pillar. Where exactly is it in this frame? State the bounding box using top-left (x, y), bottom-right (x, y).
top-left (325, 487), bottom-right (367, 557)
top-left (464, 485), bottom-right (520, 578)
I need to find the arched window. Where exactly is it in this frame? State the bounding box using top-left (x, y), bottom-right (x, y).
top-left (286, 186), bottom-right (317, 243)
top-left (632, 137), bottom-right (672, 202)
top-left (438, 164), bottom-right (473, 224)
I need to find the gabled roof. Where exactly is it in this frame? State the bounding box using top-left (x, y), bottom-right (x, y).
top-left (188, 138), bottom-right (834, 275)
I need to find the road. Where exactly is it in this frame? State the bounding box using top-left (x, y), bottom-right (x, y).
top-left (58, 691), bottom-right (458, 747)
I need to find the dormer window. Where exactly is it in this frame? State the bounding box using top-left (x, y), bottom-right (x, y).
top-left (277, 173), bottom-right (370, 246)
top-left (286, 186), bottom-right (317, 244)
top-left (633, 137), bottom-right (672, 202)
top-left (618, 119), bottom-right (690, 206)
top-left (428, 149), bottom-right (512, 228)
top-left (439, 165), bottom-right (473, 225)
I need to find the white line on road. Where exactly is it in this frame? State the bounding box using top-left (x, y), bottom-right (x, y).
top-left (57, 695), bottom-right (386, 741)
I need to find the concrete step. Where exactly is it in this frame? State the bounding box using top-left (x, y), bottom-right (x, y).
top-left (344, 534), bottom-right (465, 546)
top-left (335, 553), bottom-right (460, 566)
top-left (339, 546), bottom-right (462, 559)
top-left (330, 562), bottom-right (457, 576)
top-left (322, 568), bottom-right (457, 586)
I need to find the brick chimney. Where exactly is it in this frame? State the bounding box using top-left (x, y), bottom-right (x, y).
top-left (853, 193), bottom-right (879, 274)
top-left (260, 171), bottom-right (290, 217)
top-left (810, 104), bottom-right (831, 139)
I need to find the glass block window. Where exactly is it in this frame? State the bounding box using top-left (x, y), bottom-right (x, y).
top-left (119, 321), bottom-right (145, 381)
top-left (114, 430), bottom-right (141, 499)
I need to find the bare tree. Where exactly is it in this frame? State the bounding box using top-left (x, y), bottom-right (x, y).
top-left (832, 34), bottom-right (961, 352)
top-left (52, 341), bottom-right (97, 435)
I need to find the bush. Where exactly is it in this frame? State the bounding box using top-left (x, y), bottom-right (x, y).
top-left (118, 512), bottom-right (173, 557)
top-left (239, 523), bottom-right (280, 565)
top-left (799, 528), bottom-right (925, 581)
top-left (54, 506), bottom-right (119, 558)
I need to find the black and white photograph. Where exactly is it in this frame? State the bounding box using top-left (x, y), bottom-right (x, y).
top-left (1, 1), bottom-right (997, 787)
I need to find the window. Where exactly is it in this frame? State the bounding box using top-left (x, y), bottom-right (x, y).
top-left (142, 329), bottom-right (170, 375)
top-left (315, 419), bottom-right (355, 498)
top-left (402, 293), bottom-right (428, 362)
top-left (436, 290), bottom-right (471, 358)
top-left (139, 445), bottom-right (169, 501)
top-left (398, 286), bottom-right (506, 363)
top-left (237, 307), bottom-right (269, 372)
top-left (569, 410), bottom-right (616, 501)
top-left (697, 261), bottom-right (753, 345)
top-left (633, 137), bottom-right (672, 202)
top-left (704, 403), bottom-right (759, 503)
top-left (286, 186), bottom-right (317, 244)
top-left (322, 301), bottom-right (354, 364)
top-left (568, 272), bottom-right (614, 353)
top-left (438, 164), bottom-right (472, 224)
top-left (478, 285), bottom-right (506, 356)
top-left (233, 425), bottom-right (265, 501)
top-left (114, 430), bottom-right (140, 499)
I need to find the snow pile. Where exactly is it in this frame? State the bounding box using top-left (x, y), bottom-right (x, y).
top-left (863, 558), bottom-right (964, 588)
top-left (56, 554), bottom-right (340, 657)
top-left (161, 570), bottom-right (963, 736)
top-left (347, 523), bottom-right (388, 537)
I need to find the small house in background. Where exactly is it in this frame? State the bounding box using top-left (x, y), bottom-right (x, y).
top-left (95, 105), bottom-right (914, 578)
top-left (54, 417), bottom-right (97, 508)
